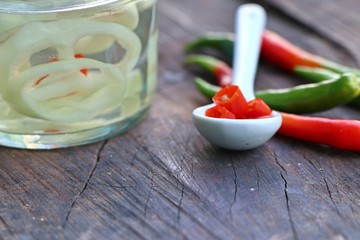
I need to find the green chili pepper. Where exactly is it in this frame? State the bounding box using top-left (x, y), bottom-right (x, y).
top-left (195, 73), bottom-right (360, 114)
top-left (184, 54), bottom-right (232, 86)
top-left (184, 32), bottom-right (234, 61)
top-left (294, 66), bottom-right (339, 83)
top-left (194, 77), bottom-right (221, 98)
top-left (256, 73), bottom-right (360, 114)
top-left (295, 66), bottom-right (360, 108)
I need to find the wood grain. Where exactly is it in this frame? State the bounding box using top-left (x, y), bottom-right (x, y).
top-left (1, 0), bottom-right (360, 239)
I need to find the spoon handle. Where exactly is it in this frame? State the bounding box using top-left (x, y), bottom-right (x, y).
top-left (232, 4), bottom-right (266, 100)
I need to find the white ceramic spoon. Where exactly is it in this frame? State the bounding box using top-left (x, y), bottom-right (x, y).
top-left (192, 4), bottom-right (282, 150)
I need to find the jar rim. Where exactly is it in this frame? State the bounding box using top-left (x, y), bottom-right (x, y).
top-left (0, 0), bottom-right (133, 13)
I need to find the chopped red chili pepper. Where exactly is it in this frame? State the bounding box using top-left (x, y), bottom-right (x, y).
top-left (206, 105), bottom-right (236, 119)
top-left (207, 85), bottom-right (273, 120)
top-left (246, 98), bottom-right (272, 119)
top-left (74, 53), bottom-right (88, 76)
top-left (33, 53), bottom-right (89, 87)
top-left (79, 69), bottom-right (88, 76)
top-left (212, 85), bottom-right (248, 119)
top-left (34, 74), bottom-right (49, 87)
top-left (74, 53), bottom-right (85, 58)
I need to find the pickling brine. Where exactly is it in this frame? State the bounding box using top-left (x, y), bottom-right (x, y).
top-left (0, 0), bottom-right (158, 149)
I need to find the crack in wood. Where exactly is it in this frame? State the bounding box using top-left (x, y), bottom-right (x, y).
top-left (125, 125), bottom-right (232, 238)
top-left (229, 158), bottom-right (238, 223)
top-left (152, 187), bottom-right (222, 240)
top-left (254, 162), bottom-right (260, 191)
top-left (144, 171), bottom-right (155, 218)
top-left (271, 150), bottom-right (300, 239)
top-left (303, 155), bottom-right (345, 220)
top-left (95, 183), bottom-right (137, 189)
top-left (323, 177), bottom-right (338, 209)
top-left (273, 152), bottom-right (287, 174)
top-left (280, 173), bottom-right (298, 240)
top-left (144, 148), bottom-right (190, 196)
top-left (174, 133), bottom-right (192, 184)
top-left (176, 183), bottom-right (185, 240)
top-left (303, 157), bottom-right (333, 201)
top-left (130, 146), bottom-right (141, 166)
top-left (62, 140), bottom-right (108, 229)
top-left (0, 216), bottom-right (13, 235)
top-left (190, 161), bottom-right (195, 181)
top-left (253, 162), bottom-right (268, 222)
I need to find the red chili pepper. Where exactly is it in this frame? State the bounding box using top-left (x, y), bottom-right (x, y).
top-left (214, 64), bottom-right (232, 86)
top-left (184, 54), bottom-right (232, 87)
top-left (261, 30), bottom-right (360, 76)
top-left (261, 30), bottom-right (323, 72)
top-left (246, 98), bottom-right (272, 119)
top-left (74, 53), bottom-right (85, 58)
top-left (206, 105), bottom-right (236, 119)
top-left (278, 112), bottom-right (360, 152)
top-left (74, 53), bottom-right (88, 76)
top-left (212, 85), bottom-right (248, 118)
top-left (34, 74), bottom-right (49, 87)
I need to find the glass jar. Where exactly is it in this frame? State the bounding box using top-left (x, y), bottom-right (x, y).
top-left (0, 0), bottom-right (158, 149)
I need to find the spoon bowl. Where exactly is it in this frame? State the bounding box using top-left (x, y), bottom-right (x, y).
top-left (193, 104), bottom-right (282, 150)
top-left (192, 4), bottom-right (282, 150)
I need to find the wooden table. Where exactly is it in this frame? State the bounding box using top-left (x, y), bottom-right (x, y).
top-left (2, 0), bottom-right (360, 239)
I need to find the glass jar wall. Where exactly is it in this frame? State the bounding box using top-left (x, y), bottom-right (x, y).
top-left (0, 0), bottom-right (158, 149)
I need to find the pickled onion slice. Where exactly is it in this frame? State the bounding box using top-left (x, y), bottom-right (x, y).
top-left (0, 19), bottom-right (141, 79)
top-left (0, 18), bottom-right (142, 122)
top-left (7, 59), bottom-right (125, 122)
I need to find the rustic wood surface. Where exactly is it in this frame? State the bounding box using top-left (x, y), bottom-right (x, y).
top-left (2, 0), bottom-right (360, 239)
